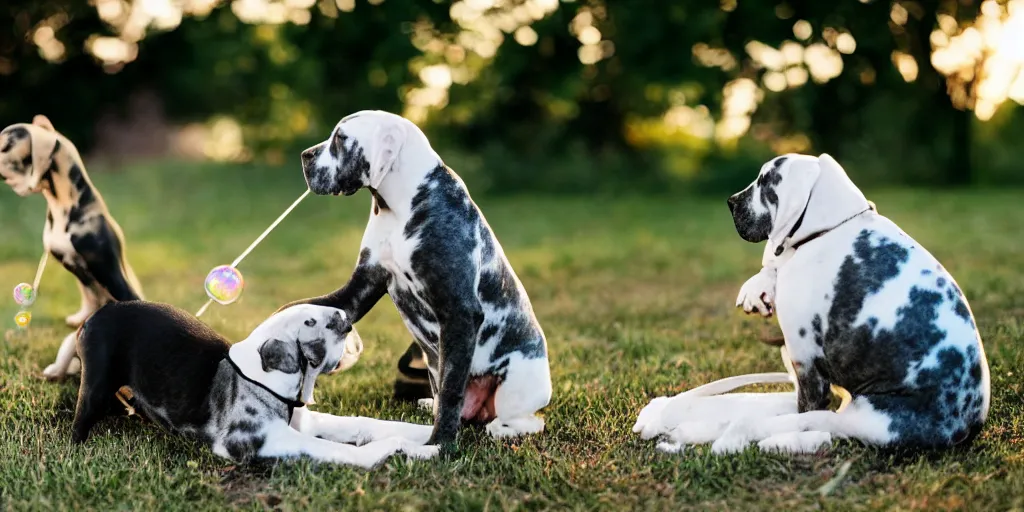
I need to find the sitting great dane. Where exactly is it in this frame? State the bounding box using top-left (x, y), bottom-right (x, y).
top-left (635, 153), bottom-right (990, 454)
top-left (279, 110), bottom-right (551, 448)
top-left (0, 115), bottom-right (145, 380)
top-left (73, 301), bottom-right (437, 467)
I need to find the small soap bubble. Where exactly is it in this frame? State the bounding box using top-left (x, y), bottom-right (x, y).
top-left (14, 311), bottom-right (31, 328)
top-left (13, 283), bottom-right (35, 306)
top-left (205, 265), bottom-right (245, 305)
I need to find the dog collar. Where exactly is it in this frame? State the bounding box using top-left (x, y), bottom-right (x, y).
top-left (788, 207), bottom-right (872, 252)
top-left (225, 355), bottom-right (305, 422)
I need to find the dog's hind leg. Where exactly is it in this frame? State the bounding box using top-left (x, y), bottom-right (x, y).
top-left (486, 354), bottom-right (551, 439)
top-left (289, 408), bottom-right (433, 445)
top-left (710, 397), bottom-right (894, 454)
top-left (663, 392), bottom-right (798, 446)
top-left (71, 339), bottom-right (119, 444)
top-left (42, 331), bottom-right (79, 380)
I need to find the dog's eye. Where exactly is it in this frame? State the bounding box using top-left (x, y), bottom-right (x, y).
top-left (304, 318), bottom-right (316, 327)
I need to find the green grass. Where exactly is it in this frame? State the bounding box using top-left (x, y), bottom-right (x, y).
top-left (1, 162), bottom-right (1022, 511)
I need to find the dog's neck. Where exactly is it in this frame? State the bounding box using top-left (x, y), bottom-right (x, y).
top-left (785, 162), bottom-right (871, 251)
top-left (39, 140), bottom-right (104, 214)
top-left (371, 132), bottom-right (445, 219)
top-left (227, 336), bottom-right (306, 405)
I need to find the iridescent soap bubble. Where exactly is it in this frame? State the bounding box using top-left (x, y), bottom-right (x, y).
top-left (13, 283), bottom-right (35, 306)
top-left (14, 311), bottom-right (31, 328)
top-left (204, 265), bottom-right (245, 305)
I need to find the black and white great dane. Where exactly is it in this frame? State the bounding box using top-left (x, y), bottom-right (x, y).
top-left (73, 301), bottom-right (438, 467)
top-left (279, 110), bottom-right (552, 448)
top-left (634, 153), bottom-right (990, 454)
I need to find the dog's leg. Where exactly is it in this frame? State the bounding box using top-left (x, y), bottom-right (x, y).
top-left (66, 280), bottom-right (100, 328)
top-left (257, 423), bottom-right (439, 468)
top-left (71, 337), bottom-right (118, 444)
top-left (710, 397), bottom-right (894, 454)
top-left (661, 392), bottom-right (798, 446)
top-left (486, 354), bottom-right (551, 439)
top-left (274, 261), bottom-right (389, 322)
top-left (290, 407), bottom-right (433, 445)
top-left (394, 342), bottom-right (433, 402)
top-left (428, 312), bottom-right (481, 448)
top-left (42, 331), bottom-right (79, 380)
top-left (72, 223), bottom-right (143, 302)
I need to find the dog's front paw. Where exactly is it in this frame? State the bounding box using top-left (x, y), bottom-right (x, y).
top-left (416, 398), bottom-right (434, 412)
top-left (710, 423), bottom-right (756, 455)
top-left (633, 396), bottom-right (671, 438)
top-left (757, 431), bottom-right (832, 454)
top-left (66, 357), bottom-right (82, 375)
top-left (402, 443), bottom-right (441, 461)
top-left (41, 363), bottom-right (67, 381)
top-left (65, 309), bottom-right (91, 328)
top-left (735, 268), bottom-right (777, 317)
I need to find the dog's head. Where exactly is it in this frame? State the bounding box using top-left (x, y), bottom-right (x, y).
top-left (727, 153), bottom-right (871, 254)
top-left (299, 110), bottom-right (419, 197)
top-left (229, 304), bottom-right (363, 404)
top-left (0, 115), bottom-right (63, 197)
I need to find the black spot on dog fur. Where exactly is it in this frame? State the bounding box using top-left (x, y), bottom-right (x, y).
top-left (1, 126), bottom-right (29, 153)
top-left (304, 318), bottom-right (316, 327)
top-left (229, 420), bottom-right (262, 434)
top-left (225, 435), bottom-right (266, 461)
top-left (936, 277), bottom-right (946, 288)
top-left (244, 406), bottom-right (259, 416)
top-left (799, 328), bottom-right (807, 338)
top-left (299, 338), bottom-right (326, 368)
top-left (756, 160), bottom-right (785, 208)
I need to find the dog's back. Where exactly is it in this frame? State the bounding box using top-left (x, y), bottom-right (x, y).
top-left (73, 301), bottom-right (230, 441)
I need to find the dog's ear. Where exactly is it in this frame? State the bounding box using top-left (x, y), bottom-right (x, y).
top-left (258, 338), bottom-right (301, 374)
top-left (768, 156), bottom-right (820, 255)
top-left (26, 124), bottom-right (59, 190)
top-left (32, 115), bottom-right (55, 132)
top-left (296, 337), bottom-right (327, 403)
top-left (368, 120), bottom-right (406, 189)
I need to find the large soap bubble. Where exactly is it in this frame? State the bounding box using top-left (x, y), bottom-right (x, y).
top-left (13, 283), bottom-right (35, 306)
top-left (204, 265), bottom-right (245, 305)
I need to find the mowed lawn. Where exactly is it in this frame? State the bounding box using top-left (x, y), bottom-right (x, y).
top-left (1, 162), bottom-right (1022, 511)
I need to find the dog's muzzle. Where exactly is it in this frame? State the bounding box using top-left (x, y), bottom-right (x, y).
top-left (727, 195), bottom-right (739, 216)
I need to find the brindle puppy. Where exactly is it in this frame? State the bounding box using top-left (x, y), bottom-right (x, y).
top-left (0, 115), bottom-right (143, 379)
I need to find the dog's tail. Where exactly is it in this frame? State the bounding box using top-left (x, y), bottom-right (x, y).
top-left (680, 372), bottom-right (793, 398)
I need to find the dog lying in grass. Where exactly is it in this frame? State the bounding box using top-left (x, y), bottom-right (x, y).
top-left (73, 301), bottom-right (438, 468)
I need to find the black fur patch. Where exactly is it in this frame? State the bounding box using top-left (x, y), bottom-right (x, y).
top-left (728, 185), bottom-right (772, 243)
top-left (299, 338), bottom-right (326, 368)
top-left (259, 339), bottom-right (300, 374)
top-left (1, 127), bottom-right (28, 154)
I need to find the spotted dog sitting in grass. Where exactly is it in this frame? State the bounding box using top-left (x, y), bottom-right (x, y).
top-left (0, 115), bottom-right (144, 379)
top-left (636, 153), bottom-right (990, 454)
top-left (72, 301), bottom-right (438, 467)
top-left (280, 110), bottom-right (552, 449)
